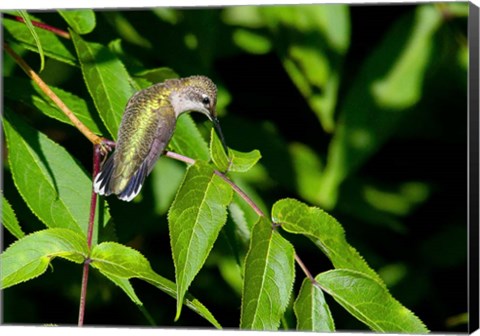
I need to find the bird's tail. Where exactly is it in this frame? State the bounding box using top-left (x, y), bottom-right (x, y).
top-left (93, 154), bottom-right (148, 202)
top-left (93, 154), bottom-right (115, 196)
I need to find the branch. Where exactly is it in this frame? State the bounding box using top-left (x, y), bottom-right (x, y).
top-left (78, 143), bottom-right (109, 326)
top-left (3, 42), bottom-right (104, 147)
top-left (3, 13), bottom-right (70, 39)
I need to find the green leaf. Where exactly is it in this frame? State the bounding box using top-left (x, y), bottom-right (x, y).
top-left (1, 228), bottom-right (88, 289)
top-left (232, 29), bottom-right (272, 54)
top-left (58, 9), bottom-right (96, 34)
top-left (443, 2), bottom-right (469, 17)
top-left (316, 269), bottom-right (429, 333)
top-left (222, 6), bottom-right (265, 29)
top-left (134, 67), bottom-right (179, 84)
top-left (169, 114), bottom-right (210, 161)
top-left (4, 76), bottom-right (104, 135)
top-left (90, 242), bottom-right (221, 328)
top-left (318, 5), bottom-right (443, 208)
top-left (91, 242), bottom-right (156, 278)
top-left (228, 200), bottom-right (254, 246)
top-left (272, 198), bottom-right (382, 284)
top-left (240, 217), bottom-right (295, 330)
top-left (2, 193), bottom-right (25, 239)
top-left (168, 160), bottom-right (233, 320)
top-left (223, 176), bottom-right (267, 265)
top-left (16, 10), bottom-right (45, 72)
top-left (2, 108), bottom-right (109, 241)
top-left (103, 11), bottom-right (152, 49)
top-left (99, 271), bottom-right (143, 306)
top-left (261, 5), bottom-right (350, 132)
top-left (289, 142), bottom-right (324, 203)
top-left (210, 128), bottom-right (262, 173)
top-left (70, 30), bottom-right (135, 138)
top-left (294, 277), bottom-right (335, 332)
top-left (231, 175), bottom-right (268, 224)
top-left (150, 158), bottom-right (186, 216)
top-left (107, 40), bottom-right (177, 92)
top-left (3, 14), bottom-right (77, 66)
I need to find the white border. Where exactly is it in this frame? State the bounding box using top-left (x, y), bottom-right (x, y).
top-left (1, 1), bottom-right (477, 336)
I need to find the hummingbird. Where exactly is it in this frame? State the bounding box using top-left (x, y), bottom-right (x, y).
top-left (94, 75), bottom-right (228, 202)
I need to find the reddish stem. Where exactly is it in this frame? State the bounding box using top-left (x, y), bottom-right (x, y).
top-left (78, 259), bottom-right (90, 327)
top-left (78, 144), bottom-right (104, 326)
top-left (165, 151), bottom-right (265, 217)
top-left (3, 13), bottom-right (70, 39)
top-left (87, 145), bottom-right (102, 246)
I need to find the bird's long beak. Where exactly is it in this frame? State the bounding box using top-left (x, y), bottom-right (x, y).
top-left (212, 117), bottom-right (229, 155)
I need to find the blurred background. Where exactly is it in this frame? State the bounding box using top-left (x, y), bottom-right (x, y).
top-left (2, 3), bottom-right (468, 331)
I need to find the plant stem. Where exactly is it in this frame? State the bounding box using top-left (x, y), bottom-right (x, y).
top-left (164, 151), bottom-right (195, 165)
top-left (87, 145), bottom-right (102, 246)
top-left (215, 171), bottom-right (265, 217)
top-left (165, 151), bottom-right (265, 217)
top-left (3, 42), bottom-right (103, 146)
top-left (78, 144), bottom-right (103, 326)
top-left (3, 13), bottom-right (71, 39)
top-left (294, 254), bottom-right (316, 283)
top-left (78, 258), bottom-right (90, 327)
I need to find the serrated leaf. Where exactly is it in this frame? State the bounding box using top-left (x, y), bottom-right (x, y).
top-left (240, 217), bottom-right (295, 330)
top-left (3, 15), bottom-right (77, 66)
top-left (0, 228), bottom-right (88, 289)
top-left (294, 277), bottom-right (335, 332)
top-left (2, 108), bottom-right (109, 241)
top-left (316, 269), bottom-right (429, 333)
top-left (90, 242), bottom-right (221, 328)
top-left (4, 76), bottom-right (104, 135)
top-left (16, 10), bottom-right (45, 72)
top-left (58, 9), bottom-right (96, 35)
top-left (70, 30), bottom-right (135, 138)
top-left (272, 198), bottom-right (382, 284)
top-left (318, 5), bottom-right (443, 208)
top-left (210, 128), bottom-right (261, 173)
top-left (99, 271), bottom-right (142, 306)
top-left (91, 242), bottom-right (156, 278)
top-left (169, 114), bottom-right (210, 161)
top-left (168, 160), bottom-right (233, 320)
top-left (2, 192), bottom-right (25, 239)
top-left (223, 184), bottom-right (263, 269)
top-left (228, 201), bottom-right (253, 246)
top-left (231, 175), bottom-right (267, 227)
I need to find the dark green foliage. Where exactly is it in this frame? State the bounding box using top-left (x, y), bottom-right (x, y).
top-left (1, 4), bottom-right (467, 331)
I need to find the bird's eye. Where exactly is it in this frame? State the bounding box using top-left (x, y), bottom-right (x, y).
top-left (202, 96), bottom-right (210, 106)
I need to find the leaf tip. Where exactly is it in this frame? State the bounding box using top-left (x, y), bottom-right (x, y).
top-left (174, 302), bottom-right (183, 322)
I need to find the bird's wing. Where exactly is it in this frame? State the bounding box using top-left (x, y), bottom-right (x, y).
top-left (109, 102), bottom-right (176, 197)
